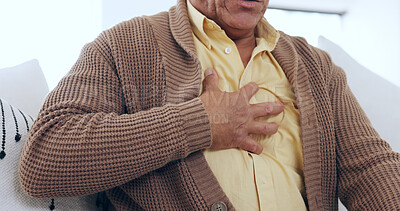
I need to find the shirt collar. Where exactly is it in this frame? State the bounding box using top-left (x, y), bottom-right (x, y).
top-left (256, 18), bottom-right (280, 51)
top-left (187, 0), bottom-right (213, 49)
top-left (187, 0), bottom-right (280, 52)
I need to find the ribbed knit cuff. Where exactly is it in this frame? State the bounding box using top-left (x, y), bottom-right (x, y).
top-left (174, 98), bottom-right (212, 156)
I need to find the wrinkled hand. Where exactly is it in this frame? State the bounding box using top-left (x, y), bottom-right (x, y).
top-left (200, 68), bottom-right (284, 155)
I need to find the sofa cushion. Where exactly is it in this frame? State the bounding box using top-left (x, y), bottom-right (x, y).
top-left (318, 36), bottom-right (400, 152)
top-left (0, 98), bottom-right (97, 210)
top-left (0, 60), bottom-right (49, 118)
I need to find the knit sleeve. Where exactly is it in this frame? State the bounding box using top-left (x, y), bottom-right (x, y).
top-left (329, 64), bottom-right (400, 210)
top-left (18, 34), bottom-right (212, 198)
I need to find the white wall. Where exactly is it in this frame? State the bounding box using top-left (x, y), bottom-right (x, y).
top-left (266, 9), bottom-right (342, 47)
top-left (341, 0), bottom-right (400, 87)
top-left (102, 0), bottom-right (176, 30)
top-left (269, 0), bottom-right (353, 14)
top-left (0, 0), bottom-right (102, 90)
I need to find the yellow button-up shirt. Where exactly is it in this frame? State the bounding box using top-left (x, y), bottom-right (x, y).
top-left (187, 1), bottom-right (307, 210)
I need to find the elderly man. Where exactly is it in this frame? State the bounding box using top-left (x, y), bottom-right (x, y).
top-left (19, 0), bottom-right (400, 210)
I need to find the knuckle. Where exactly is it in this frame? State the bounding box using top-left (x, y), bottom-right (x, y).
top-left (232, 129), bottom-right (243, 141)
top-left (233, 129), bottom-right (241, 138)
top-left (263, 125), bottom-right (271, 134)
top-left (265, 104), bottom-right (273, 114)
top-left (264, 123), bottom-right (278, 134)
top-left (233, 134), bottom-right (246, 145)
top-left (236, 106), bottom-right (251, 119)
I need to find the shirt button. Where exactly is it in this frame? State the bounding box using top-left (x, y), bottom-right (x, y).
top-left (211, 201), bottom-right (227, 211)
top-left (262, 177), bottom-right (267, 184)
top-left (224, 47), bottom-right (232, 54)
top-left (207, 23), bottom-right (214, 29)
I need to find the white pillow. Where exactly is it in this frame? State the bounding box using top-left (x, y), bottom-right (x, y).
top-left (0, 60), bottom-right (49, 118)
top-left (0, 98), bottom-right (98, 211)
top-left (318, 36), bottom-right (400, 152)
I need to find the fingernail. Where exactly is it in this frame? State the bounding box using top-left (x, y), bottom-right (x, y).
top-left (205, 69), bottom-right (213, 77)
top-left (266, 104), bottom-right (272, 113)
top-left (274, 101), bottom-right (284, 107)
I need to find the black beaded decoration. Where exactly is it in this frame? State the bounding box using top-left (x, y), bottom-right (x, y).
top-left (18, 109), bottom-right (30, 132)
top-left (0, 99), bottom-right (6, 159)
top-left (49, 198), bottom-right (55, 210)
top-left (9, 105), bottom-right (21, 142)
top-left (28, 114), bottom-right (34, 122)
top-left (1, 100), bottom-right (49, 208)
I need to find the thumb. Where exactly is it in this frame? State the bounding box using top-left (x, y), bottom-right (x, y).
top-left (202, 68), bottom-right (219, 91)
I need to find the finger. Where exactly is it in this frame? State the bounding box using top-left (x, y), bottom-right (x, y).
top-left (202, 68), bottom-right (219, 91)
top-left (247, 121), bottom-right (279, 135)
top-left (250, 101), bottom-right (284, 118)
top-left (238, 136), bottom-right (263, 155)
top-left (239, 82), bottom-right (259, 101)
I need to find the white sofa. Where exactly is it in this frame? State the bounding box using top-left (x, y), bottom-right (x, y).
top-left (0, 60), bottom-right (97, 210)
top-left (318, 36), bottom-right (400, 152)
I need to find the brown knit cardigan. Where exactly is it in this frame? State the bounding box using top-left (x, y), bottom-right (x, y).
top-left (19, 0), bottom-right (400, 210)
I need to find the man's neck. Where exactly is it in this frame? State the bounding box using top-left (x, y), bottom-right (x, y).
top-left (233, 35), bottom-right (256, 67)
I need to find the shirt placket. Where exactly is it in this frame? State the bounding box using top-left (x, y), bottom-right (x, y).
top-left (250, 153), bottom-right (278, 211)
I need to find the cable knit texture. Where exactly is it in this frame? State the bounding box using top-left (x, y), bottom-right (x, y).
top-left (19, 0), bottom-right (400, 210)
